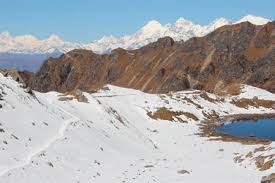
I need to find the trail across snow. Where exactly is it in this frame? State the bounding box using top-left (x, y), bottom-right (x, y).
top-left (0, 106), bottom-right (80, 177)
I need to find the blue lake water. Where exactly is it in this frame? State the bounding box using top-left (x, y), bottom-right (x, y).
top-left (216, 118), bottom-right (275, 141)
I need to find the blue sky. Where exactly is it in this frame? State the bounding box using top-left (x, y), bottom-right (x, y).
top-left (1, 0), bottom-right (274, 42)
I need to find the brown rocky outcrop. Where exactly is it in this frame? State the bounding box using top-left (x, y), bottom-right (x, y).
top-left (261, 173), bottom-right (275, 183)
top-left (29, 21), bottom-right (275, 94)
top-left (0, 69), bottom-right (33, 84)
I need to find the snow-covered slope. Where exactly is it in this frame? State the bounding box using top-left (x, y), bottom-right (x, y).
top-left (0, 74), bottom-right (274, 183)
top-left (0, 15), bottom-right (271, 54)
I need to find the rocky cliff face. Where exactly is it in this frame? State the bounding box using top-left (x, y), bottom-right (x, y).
top-left (29, 21), bottom-right (275, 94)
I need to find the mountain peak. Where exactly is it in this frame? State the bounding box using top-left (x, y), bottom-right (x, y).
top-left (145, 20), bottom-right (162, 27)
top-left (207, 17), bottom-right (230, 30)
top-left (47, 34), bottom-right (63, 44)
top-left (15, 34), bottom-right (38, 44)
top-left (175, 18), bottom-right (194, 27)
top-left (211, 17), bottom-right (230, 25)
top-left (0, 31), bottom-right (11, 36)
top-left (0, 31), bottom-right (12, 40)
top-left (141, 20), bottom-right (163, 32)
top-left (97, 35), bottom-right (117, 43)
top-left (236, 15), bottom-right (271, 25)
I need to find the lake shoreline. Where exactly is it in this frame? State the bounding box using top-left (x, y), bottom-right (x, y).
top-left (199, 113), bottom-right (275, 145)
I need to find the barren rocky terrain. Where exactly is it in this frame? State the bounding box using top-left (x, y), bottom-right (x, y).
top-left (25, 21), bottom-right (275, 95)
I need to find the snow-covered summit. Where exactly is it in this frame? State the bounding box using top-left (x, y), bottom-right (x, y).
top-left (235, 15), bottom-right (270, 25)
top-left (206, 18), bottom-right (230, 30)
top-left (175, 18), bottom-right (194, 27)
top-left (0, 15), bottom-right (271, 54)
top-left (140, 20), bottom-right (163, 34)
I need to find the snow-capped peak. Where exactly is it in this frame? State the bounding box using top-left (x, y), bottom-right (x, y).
top-left (14, 35), bottom-right (38, 44)
top-left (175, 18), bottom-right (194, 27)
top-left (140, 20), bottom-right (163, 35)
top-left (46, 34), bottom-right (63, 44)
top-left (97, 35), bottom-right (118, 44)
top-left (0, 31), bottom-right (12, 41)
top-left (143, 20), bottom-right (162, 28)
top-left (207, 18), bottom-right (230, 30)
top-left (235, 15), bottom-right (271, 25)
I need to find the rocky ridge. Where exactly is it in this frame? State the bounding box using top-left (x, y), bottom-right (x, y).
top-left (28, 21), bottom-right (275, 94)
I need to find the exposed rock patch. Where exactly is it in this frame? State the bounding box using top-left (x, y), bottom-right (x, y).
top-left (147, 107), bottom-right (198, 122)
top-left (231, 98), bottom-right (275, 109)
top-left (261, 173), bottom-right (275, 183)
top-left (177, 169), bottom-right (190, 174)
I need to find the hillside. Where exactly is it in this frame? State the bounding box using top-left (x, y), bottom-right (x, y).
top-left (29, 21), bottom-right (275, 94)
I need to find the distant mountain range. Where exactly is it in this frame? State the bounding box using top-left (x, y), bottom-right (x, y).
top-left (0, 15), bottom-right (271, 71)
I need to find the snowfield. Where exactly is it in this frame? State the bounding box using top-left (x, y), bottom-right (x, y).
top-left (0, 74), bottom-right (274, 183)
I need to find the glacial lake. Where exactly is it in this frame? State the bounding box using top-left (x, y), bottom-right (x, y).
top-left (216, 118), bottom-right (275, 141)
